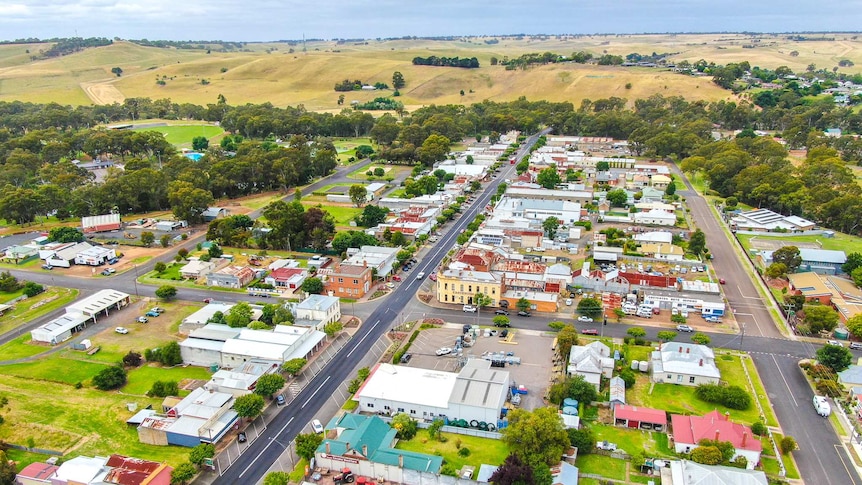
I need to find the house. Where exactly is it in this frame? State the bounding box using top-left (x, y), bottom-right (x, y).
top-left (787, 272), bottom-right (834, 305)
top-left (137, 387), bottom-right (238, 447)
top-left (343, 245), bottom-right (400, 278)
top-left (264, 267), bottom-right (307, 289)
top-left (787, 272), bottom-right (862, 321)
top-left (613, 404), bottom-right (666, 431)
top-left (671, 411), bottom-right (762, 468)
top-left (3, 244), bottom-right (38, 263)
top-left (322, 263), bottom-right (372, 298)
top-left (639, 243), bottom-right (684, 261)
top-left (181, 259), bottom-right (217, 279)
top-left (294, 294), bottom-right (341, 328)
top-left (650, 174), bottom-right (672, 189)
top-left (207, 265), bottom-right (256, 288)
top-left (566, 341), bottom-right (614, 389)
top-left (501, 290), bottom-right (559, 313)
top-left (838, 365), bottom-right (862, 388)
top-left (315, 414), bottom-right (443, 483)
top-left (26, 453), bottom-right (173, 485)
top-left (45, 241), bottom-right (93, 267)
top-left (15, 462), bottom-right (59, 485)
top-left (640, 186), bottom-right (666, 202)
top-left (664, 460), bottom-right (768, 485)
top-left (81, 213), bottom-right (122, 233)
top-left (437, 266), bottom-right (503, 306)
top-left (552, 462), bottom-right (580, 485)
top-left (74, 245), bottom-right (116, 266)
top-left (651, 342), bottom-right (720, 386)
top-left (202, 207), bottom-right (229, 222)
top-left (759, 248), bottom-right (846, 275)
top-left (205, 360), bottom-right (280, 396)
top-left (634, 231), bottom-right (674, 244)
top-left (633, 208), bottom-right (677, 226)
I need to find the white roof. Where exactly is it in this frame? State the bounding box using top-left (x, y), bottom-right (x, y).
top-left (77, 246), bottom-right (113, 257)
top-left (358, 363), bottom-right (458, 409)
top-left (221, 339), bottom-right (288, 361)
top-left (81, 213), bottom-right (120, 228)
top-left (652, 343), bottom-right (720, 378)
top-left (670, 460), bottom-right (767, 485)
top-left (180, 338), bottom-right (226, 352)
top-left (54, 456), bottom-right (108, 482)
top-left (181, 260), bottom-right (216, 273)
top-left (284, 330), bottom-right (326, 360)
top-left (188, 323), bottom-right (240, 341)
top-left (183, 303), bottom-right (234, 325)
top-left (634, 231), bottom-right (674, 244)
top-left (448, 359), bottom-right (509, 409)
top-left (296, 294), bottom-right (340, 312)
top-left (31, 312), bottom-right (89, 341)
top-left (239, 328), bottom-right (303, 346)
top-left (66, 289), bottom-right (129, 316)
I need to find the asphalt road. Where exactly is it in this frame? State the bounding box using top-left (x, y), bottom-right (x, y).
top-left (211, 132), bottom-right (546, 485)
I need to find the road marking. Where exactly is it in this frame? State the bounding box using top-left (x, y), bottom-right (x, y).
top-left (238, 416), bottom-right (294, 478)
top-left (834, 444), bottom-right (861, 485)
top-left (302, 375), bottom-right (332, 409)
top-left (772, 355), bottom-right (798, 407)
top-left (346, 319), bottom-right (380, 357)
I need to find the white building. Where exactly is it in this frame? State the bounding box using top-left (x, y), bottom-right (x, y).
top-left (651, 343), bottom-right (720, 386)
top-left (496, 197), bottom-right (582, 225)
top-left (343, 245), bottom-right (399, 278)
top-left (179, 323), bottom-right (326, 369)
top-left (356, 359), bottom-right (509, 424)
top-left (665, 460), bottom-right (768, 485)
top-left (180, 259), bottom-right (217, 279)
top-left (634, 231), bottom-right (674, 244)
top-left (74, 246), bottom-right (116, 266)
top-left (633, 208), bottom-right (677, 226)
top-left (567, 341), bottom-right (614, 389)
top-left (293, 294), bottom-right (341, 329)
top-left (30, 312), bottom-right (91, 345)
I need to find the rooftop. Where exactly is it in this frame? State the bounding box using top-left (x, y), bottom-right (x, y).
top-left (448, 359), bottom-right (510, 409)
top-left (356, 363), bottom-right (457, 409)
top-left (652, 342), bottom-right (720, 379)
top-left (614, 404), bottom-right (666, 424)
top-left (671, 411), bottom-right (762, 452)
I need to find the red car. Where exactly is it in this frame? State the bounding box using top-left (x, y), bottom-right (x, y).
top-left (392, 275), bottom-right (402, 282)
top-left (203, 298), bottom-right (213, 303)
top-left (581, 329), bottom-right (599, 335)
top-left (719, 278), bottom-right (726, 285)
top-left (429, 274), bottom-right (437, 281)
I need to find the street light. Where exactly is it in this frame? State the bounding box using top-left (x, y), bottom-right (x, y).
top-left (268, 437), bottom-right (294, 471)
top-left (133, 264), bottom-right (139, 297)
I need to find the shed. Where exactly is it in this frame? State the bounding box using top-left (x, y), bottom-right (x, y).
top-left (609, 376), bottom-right (626, 408)
top-left (66, 289), bottom-right (130, 320)
top-left (613, 404), bottom-right (666, 431)
top-left (30, 312), bottom-right (90, 345)
top-left (81, 213), bottom-right (122, 233)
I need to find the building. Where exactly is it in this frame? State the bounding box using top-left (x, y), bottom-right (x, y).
top-left (651, 342), bottom-right (721, 386)
top-left (613, 404), bottom-right (666, 431)
top-left (205, 360), bottom-right (280, 396)
top-left (355, 359), bottom-right (510, 425)
top-left (759, 248), bottom-right (847, 275)
top-left (671, 411), bottom-right (762, 468)
top-left (838, 366), bottom-right (862, 388)
top-left (315, 414), bottom-right (443, 483)
top-left (180, 259), bottom-right (217, 279)
top-left (202, 207), bottom-right (229, 222)
top-left (3, 244), bottom-right (38, 264)
top-left (74, 245), bottom-right (117, 266)
top-left (30, 312), bottom-right (91, 345)
top-left (294, 294), bottom-right (342, 328)
top-left (44, 241), bottom-right (93, 267)
top-left (639, 243), bottom-right (684, 261)
top-left (180, 303), bottom-right (236, 332)
top-left (496, 197), bottom-right (583, 225)
top-left (634, 231), bottom-right (674, 244)
top-left (207, 265), bottom-right (256, 288)
top-left (436, 265), bottom-right (503, 306)
top-left (31, 290), bottom-right (131, 344)
top-left (15, 462), bottom-right (59, 485)
top-left (641, 288), bottom-right (726, 317)
top-left (137, 387), bottom-right (238, 447)
top-left (664, 460), bottom-right (768, 485)
top-left (609, 376), bottom-right (626, 408)
top-left (788, 272), bottom-right (862, 321)
top-left (323, 263), bottom-right (372, 298)
top-left (567, 341), bottom-right (614, 389)
top-left (731, 209), bottom-right (815, 232)
top-left (633, 208), bottom-right (677, 226)
top-left (81, 213), bottom-right (122, 233)
top-left (264, 267), bottom-right (307, 289)
top-left (343, 245), bottom-right (399, 278)
top-left (22, 454), bottom-right (173, 485)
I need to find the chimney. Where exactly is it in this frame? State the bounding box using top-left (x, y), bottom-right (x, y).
top-left (679, 346), bottom-right (683, 353)
top-left (742, 432), bottom-right (748, 447)
top-left (362, 444), bottom-right (368, 456)
top-left (326, 442), bottom-right (331, 454)
top-left (346, 442), bottom-right (351, 452)
top-left (715, 430), bottom-right (720, 441)
top-left (398, 454), bottom-right (404, 468)
top-left (699, 359), bottom-right (703, 367)
top-left (686, 347), bottom-right (690, 354)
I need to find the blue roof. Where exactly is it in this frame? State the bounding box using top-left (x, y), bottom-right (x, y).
top-left (839, 365), bottom-right (862, 385)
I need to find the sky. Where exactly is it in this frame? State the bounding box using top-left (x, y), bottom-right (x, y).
top-left (0, 0), bottom-right (860, 42)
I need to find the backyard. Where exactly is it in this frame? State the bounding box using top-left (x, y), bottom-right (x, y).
top-left (394, 429), bottom-right (508, 473)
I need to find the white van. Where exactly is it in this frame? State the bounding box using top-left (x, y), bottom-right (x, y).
top-left (622, 304), bottom-right (638, 315)
top-left (636, 308), bottom-right (653, 318)
top-left (813, 396), bottom-right (831, 417)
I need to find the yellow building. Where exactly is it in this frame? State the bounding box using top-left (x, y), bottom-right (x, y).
top-left (436, 268), bottom-right (503, 306)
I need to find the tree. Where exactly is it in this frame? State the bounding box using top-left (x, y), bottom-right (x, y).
top-left (847, 315), bottom-right (862, 339)
top-left (780, 435), bottom-right (797, 455)
top-left (691, 445), bottom-right (723, 465)
top-left (390, 231), bottom-right (407, 247)
top-left (301, 277), bottom-right (324, 294)
top-left (234, 393), bottom-right (265, 419)
top-left (355, 205), bottom-right (389, 227)
top-left (772, 246), bottom-right (802, 273)
top-left (803, 304), bottom-right (839, 333)
top-left (160, 234), bottom-right (171, 248)
top-left (48, 226), bottom-right (84, 243)
top-left (123, 350), bottom-right (143, 367)
top-left (92, 365), bottom-right (127, 390)
top-left (140, 231), bottom-right (155, 247)
top-left (111, 66), bottom-right (123, 77)
top-left (148, 380), bottom-right (179, 397)
top-left (606, 189), bottom-right (628, 207)
top-left (493, 315), bottom-right (510, 327)
top-left (816, 344), bottom-right (853, 372)
top-left (657, 330), bottom-right (678, 342)
top-left (627, 327), bottom-right (646, 338)
top-left (295, 432), bottom-right (324, 461)
top-left (765, 263), bottom-right (788, 279)
top-left (159, 341), bottom-right (183, 366)
top-left (568, 375), bottom-right (599, 404)
top-left (154, 261), bottom-right (167, 273)
top-left (516, 297), bottom-right (531, 313)
top-left (392, 71), bottom-right (405, 89)
top-left (665, 180), bottom-right (677, 196)
top-left (324, 321), bottom-right (344, 337)
top-left (543, 216), bottom-right (560, 239)
top-left (170, 462), bottom-right (197, 485)
top-left (348, 184), bottom-right (368, 207)
top-left (596, 161), bottom-right (610, 171)
top-left (0, 271), bottom-right (19, 292)
top-left (556, 325), bottom-right (579, 361)
top-left (489, 453), bottom-right (534, 485)
top-left (168, 181), bottom-right (214, 224)
top-left (192, 136), bottom-right (209, 151)
top-left (853, 267), bottom-right (862, 287)
top-left (155, 285), bottom-right (177, 300)
top-left (567, 426), bottom-right (596, 454)
top-left (691, 332), bottom-right (711, 345)
top-left (502, 407), bottom-right (569, 466)
top-left (577, 297), bottom-right (603, 318)
top-left (0, 450), bottom-right (17, 485)
top-left (843, 252), bottom-right (862, 274)
top-left (254, 373), bottom-right (286, 398)
top-left (536, 166), bottom-right (561, 189)
top-left (189, 443), bottom-right (216, 466)
top-left (264, 472), bottom-right (290, 485)
top-left (22, 281), bottom-right (44, 297)
top-left (474, 292), bottom-right (493, 312)
top-left (391, 412), bottom-right (418, 439)
top-left (208, 244), bottom-right (223, 258)
top-left (226, 301), bottom-right (254, 328)
top-left (688, 229), bottom-right (706, 256)
top-left (428, 419), bottom-right (445, 441)
top-left (282, 357), bottom-right (307, 376)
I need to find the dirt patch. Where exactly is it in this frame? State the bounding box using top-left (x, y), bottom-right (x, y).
top-left (768, 278), bottom-right (789, 291)
top-left (81, 80), bottom-right (125, 105)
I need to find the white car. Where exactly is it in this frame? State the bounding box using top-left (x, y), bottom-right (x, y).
top-left (676, 324), bottom-right (694, 333)
top-left (311, 419), bottom-right (324, 434)
top-left (565, 299), bottom-right (573, 306)
top-left (577, 316), bottom-right (594, 323)
top-left (826, 340), bottom-right (843, 347)
top-left (813, 395), bottom-right (831, 417)
top-left (416, 272), bottom-right (426, 280)
top-left (115, 327), bottom-right (128, 334)
top-left (462, 305), bottom-right (477, 313)
top-left (436, 347), bottom-right (453, 356)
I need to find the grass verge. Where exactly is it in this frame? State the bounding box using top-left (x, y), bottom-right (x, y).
top-left (771, 432), bottom-right (800, 479)
top-left (741, 355), bottom-right (779, 427)
top-left (0, 287), bottom-right (79, 336)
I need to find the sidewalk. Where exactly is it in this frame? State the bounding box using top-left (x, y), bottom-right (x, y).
top-left (829, 401), bottom-right (862, 481)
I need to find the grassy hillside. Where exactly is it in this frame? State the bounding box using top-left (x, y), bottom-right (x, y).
top-left (1, 34), bottom-right (860, 109)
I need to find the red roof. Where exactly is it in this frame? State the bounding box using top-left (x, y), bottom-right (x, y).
top-left (103, 454), bottom-right (173, 485)
top-left (613, 405), bottom-right (667, 424)
top-left (269, 267), bottom-right (305, 281)
top-left (16, 462), bottom-right (58, 480)
top-left (671, 411), bottom-right (762, 452)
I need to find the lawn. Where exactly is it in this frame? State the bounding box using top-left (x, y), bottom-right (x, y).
top-left (124, 364), bottom-right (213, 396)
top-left (625, 344), bottom-right (653, 363)
top-left (152, 262), bottom-right (183, 280)
top-left (0, 287), bottom-right (79, 336)
top-left (301, 203), bottom-right (362, 227)
top-left (134, 124), bottom-right (224, 147)
top-left (395, 429), bottom-right (509, 471)
top-left (333, 137), bottom-right (374, 163)
top-left (574, 454), bottom-right (627, 481)
top-left (736, 232), bottom-right (862, 256)
top-left (0, 355), bottom-right (110, 386)
top-left (0, 335), bottom-right (48, 360)
top-left (771, 432), bottom-right (800, 479)
top-left (590, 424), bottom-right (674, 458)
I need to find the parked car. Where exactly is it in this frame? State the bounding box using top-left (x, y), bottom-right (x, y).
top-left (517, 311), bottom-right (531, 317)
top-left (108, 257), bottom-right (119, 265)
top-left (150, 307), bottom-right (165, 314)
top-left (577, 316), bottom-right (594, 323)
top-left (850, 342), bottom-right (862, 350)
top-left (100, 269), bottom-right (113, 276)
top-left (400, 353), bottom-right (412, 363)
top-left (145, 310), bottom-right (160, 317)
top-left (565, 299), bottom-right (573, 306)
top-left (429, 274), bottom-right (437, 281)
top-left (813, 395), bottom-right (831, 417)
top-left (704, 316), bottom-right (721, 323)
top-left (494, 309), bottom-right (509, 315)
top-left (237, 432), bottom-right (247, 443)
top-left (137, 316), bottom-right (149, 323)
top-left (500, 329), bottom-right (509, 338)
top-left (114, 327), bottom-right (128, 334)
top-left (276, 395), bottom-right (286, 406)
top-left (41, 264), bottom-right (53, 270)
top-left (392, 275), bottom-right (402, 282)
top-left (311, 419), bottom-right (324, 434)
top-left (436, 347), bottom-right (453, 356)
top-left (719, 278), bottom-right (726, 285)
top-left (582, 328), bottom-right (599, 335)
top-left (385, 282), bottom-right (395, 289)
top-left (676, 324), bottom-right (694, 332)
top-left (494, 319), bottom-right (510, 328)
top-left (597, 441), bottom-right (618, 451)
top-left (826, 340), bottom-right (843, 347)
top-left (203, 298), bottom-right (213, 303)
top-left (462, 305), bottom-right (477, 313)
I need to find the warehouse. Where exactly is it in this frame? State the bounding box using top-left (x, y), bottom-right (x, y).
top-left (81, 213), bottom-right (122, 233)
top-left (30, 290), bottom-right (130, 344)
top-left (66, 289), bottom-right (131, 320)
top-left (30, 312), bottom-right (91, 345)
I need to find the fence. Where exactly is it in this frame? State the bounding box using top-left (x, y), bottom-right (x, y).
top-left (5, 443), bottom-right (63, 456)
top-left (375, 415), bottom-right (503, 440)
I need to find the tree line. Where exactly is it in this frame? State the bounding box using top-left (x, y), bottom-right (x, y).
top-left (411, 56), bottom-right (479, 68)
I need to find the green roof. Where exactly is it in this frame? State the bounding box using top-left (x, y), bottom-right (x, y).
top-left (372, 448), bottom-right (443, 473)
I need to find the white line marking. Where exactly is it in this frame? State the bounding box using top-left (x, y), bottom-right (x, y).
top-left (238, 416), bottom-right (295, 478)
top-left (302, 375), bottom-right (332, 409)
top-left (835, 444), bottom-right (861, 485)
top-left (346, 319), bottom-right (380, 357)
top-left (772, 355), bottom-right (798, 407)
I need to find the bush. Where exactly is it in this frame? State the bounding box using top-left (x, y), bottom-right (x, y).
top-left (22, 281), bottom-right (44, 297)
top-left (148, 380), bottom-right (179, 397)
top-left (92, 365), bottom-right (127, 390)
top-left (619, 369), bottom-right (636, 388)
top-left (816, 379), bottom-right (842, 397)
top-left (779, 436), bottom-right (797, 455)
top-left (458, 447), bottom-right (471, 457)
top-left (694, 384), bottom-right (751, 410)
top-left (751, 421), bottom-right (767, 436)
top-left (567, 426), bottom-right (596, 454)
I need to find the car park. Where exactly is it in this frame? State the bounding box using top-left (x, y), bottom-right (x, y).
top-left (462, 305), bottom-right (477, 313)
top-left (494, 309), bottom-right (509, 315)
top-left (577, 316), bottom-right (593, 323)
top-left (137, 316), bottom-right (149, 323)
top-left (114, 327), bottom-right (128, 334)
top-left (582, 328), bottom-right (599, 335)
top-left (517, 311), bottom-right (531, 317)
top-left (676, 324), bottom-right (694, 332)
top-left (436, 347), bottom-right (453, 356)
top-left (311, 419), bottom-right (324, 434)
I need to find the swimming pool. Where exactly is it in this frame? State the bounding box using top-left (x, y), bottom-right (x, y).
top-left (184, 152), bottom-right (204, 161)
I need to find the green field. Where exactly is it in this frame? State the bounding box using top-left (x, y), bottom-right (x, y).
top-left (135, 124), bottom-right (224, 147)
top-left (575, 454), bottom-right (627, 481)
top-left (395, 429), bottom-right (509, 471)
top-left (0, 287), bottom-right (79, 336)
top-left (590, 424), bottom-right (673, 458)
top-left (301, 203), bottom-right (362, 227)
top-left (737, 232), bottom-right (862, 257)
top-left (0, 335), bottom-right (48, 360)
top-left (333, 137), bottom-right (374, 163)
top-left (124, 364), bottom-right (213, 396)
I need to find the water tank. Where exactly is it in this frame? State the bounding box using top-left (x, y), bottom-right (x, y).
top-left (834, 328), bottom-right (850, 340)
top-left (639, 361), bottom-right (649, 372)
top-left (631, 360), bottom-right (640, 370)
